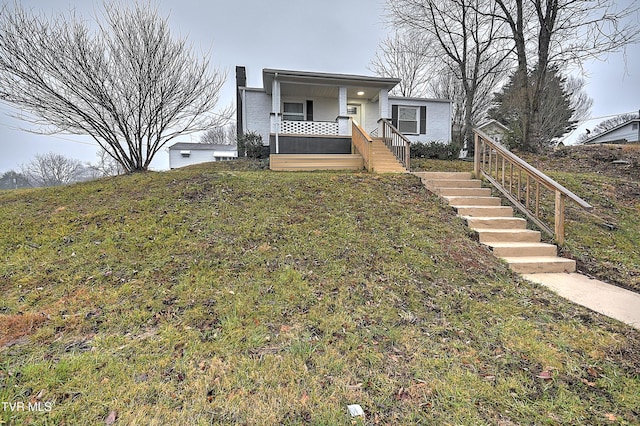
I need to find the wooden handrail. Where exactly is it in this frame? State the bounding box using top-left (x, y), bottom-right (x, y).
top-left (352, 120), bottom-right (373, 171)
top-left (473, 129), bottom-right (593, 245)
top-left (378, 118), bottom-right (411, 171)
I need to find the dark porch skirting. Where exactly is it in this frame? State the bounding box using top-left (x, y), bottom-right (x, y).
top-left (269, 135), bottom-right (352, 154)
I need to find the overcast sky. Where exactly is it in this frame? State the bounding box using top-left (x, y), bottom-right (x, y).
top-left (0, 0), bottom-right (638, 173)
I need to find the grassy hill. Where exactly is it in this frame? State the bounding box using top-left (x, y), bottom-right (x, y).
top-left (1, 160), bottom-right (639, 424)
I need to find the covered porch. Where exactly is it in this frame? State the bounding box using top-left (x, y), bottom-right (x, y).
top-left (264, 69), bottom-right (398, 170)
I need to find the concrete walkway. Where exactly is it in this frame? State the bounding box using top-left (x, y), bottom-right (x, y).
top-left (523, 273), bottom-right (640, 330)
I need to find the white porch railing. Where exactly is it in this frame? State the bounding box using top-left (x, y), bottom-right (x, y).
top-left (280, 120), bottom-right (339, 136)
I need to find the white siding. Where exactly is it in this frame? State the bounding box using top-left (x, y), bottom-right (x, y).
top-left (242, 86), bottom-right (452, 146)
top-left (169, 149), bottom-right (237, 169)
top-left (590, 123), bottom-right (639, 144)
top-left (363, 100), bottom-right (379, 134)
top-left (244, 89), bottom-right (272, 146)
top-left (170, 149), bottom-right (213, 169)
top-left (310, 97), bottom-right (338, 121)
top-left (277, 96), bottom-right (340, 122)
top-left (389, 98), bottom-right (452, 143)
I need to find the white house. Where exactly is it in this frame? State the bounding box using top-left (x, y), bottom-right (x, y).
top-left (584, 118), bottom-right (640, 145)
top-left (236, 66), bottom-right (452, 171)
top-left (168, 143), bottom-right (237, 169)
top-left (477, 119), bottom-right (509, 145)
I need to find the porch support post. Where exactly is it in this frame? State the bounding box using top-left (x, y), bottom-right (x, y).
top-left (338, 86), bottom-right (347, 116)
top-left (271, 78), bottom-right (281, 153)
top-left (378, 88), bottom-right (389, 135)
top-left (337, 86), bottom-right (349, 136)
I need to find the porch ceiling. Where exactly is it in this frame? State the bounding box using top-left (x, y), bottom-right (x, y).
top-left (263, 68), bottom-right (400, 100)
top-left (279, 83), bottom-right (380, 100)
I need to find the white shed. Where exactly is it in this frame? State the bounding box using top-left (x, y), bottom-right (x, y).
top-left (168, 143), bottom-right (238, 169)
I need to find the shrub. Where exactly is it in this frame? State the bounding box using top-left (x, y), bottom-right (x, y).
top-left (411, 141), bottom-right (461, 160)
top-left (237, 131), bottom-right (267, 159)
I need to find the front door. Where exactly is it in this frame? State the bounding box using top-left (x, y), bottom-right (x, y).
top-left (347, 104), bottom-right (362, 126)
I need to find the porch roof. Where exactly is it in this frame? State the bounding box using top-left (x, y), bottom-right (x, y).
top-left (263, 68), bottom-right (400, 99)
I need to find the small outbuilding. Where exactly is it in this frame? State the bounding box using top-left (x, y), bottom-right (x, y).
top-left (168, 143), bottom-right (238, 169)
top-left (476, 119), bottom-right (509, 145)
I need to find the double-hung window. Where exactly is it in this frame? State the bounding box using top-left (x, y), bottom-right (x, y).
top-left (398, 106), bottom-right (419, 134)
top-left (283, 102), bottom-right (304, 121)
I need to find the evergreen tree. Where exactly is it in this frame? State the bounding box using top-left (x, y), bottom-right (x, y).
top-left (0, 170), bottom-right (30, 190)
top-left (489, 67), bottom-right (576, 151)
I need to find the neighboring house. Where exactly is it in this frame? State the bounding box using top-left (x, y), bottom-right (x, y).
top-left (477, 119), bottom-right (509, 145)
top-left (168, 143), bottom-right (237, 169)
top-left (583, 118), bottom-right (640, 145)
top-left (236, 66), bottom-right (452, 171)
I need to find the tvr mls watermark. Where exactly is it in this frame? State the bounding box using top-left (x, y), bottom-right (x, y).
top-left (2, 401), bottom-right (54, 412)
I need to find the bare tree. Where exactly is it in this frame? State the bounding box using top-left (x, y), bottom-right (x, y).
top-left (21, 152), bottom-right (85, 187)
top-left (428, 68), bottom-right (466, 144)
top-left (0, 1), bottom-right (231, 173)
top-left (201, 123), bottom-right (237, 145)
top-left (88, 149), bottom-right (125, 178)
top-left (369, 30), bottom-right (434, 97)
top-left (566, 75), bottom-right (593, 124)
top-left (385, 0), bottom-right (512, 153)
top-left (491, 0), bottom-right (639, 150)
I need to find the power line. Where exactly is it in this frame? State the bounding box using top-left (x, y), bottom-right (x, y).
top-left (576, 110), bottom-right (638, 124)
top-left (0, 120), bottom-right (101, 147)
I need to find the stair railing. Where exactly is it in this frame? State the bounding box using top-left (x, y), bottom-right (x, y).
top-left (378, 118), bottom-right (411, 171)
top-left (352, 120), bottom-right (373, 172)
top-left (473, 129), bottom-right (592, 245)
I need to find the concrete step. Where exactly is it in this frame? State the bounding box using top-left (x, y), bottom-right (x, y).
top-left (445, 196), bottom-right (502, 206)
top-left (475, 229), bottom-right (541, 243)
top-left (372, 157), bottom-right (403, 163)
top-left (437, 187), bottom-right (492, 197)
top-left (455, 206), bottom-right (514, 217)
top-left (502, 256), bottom-right (576, 274)
top-left (372, 163), bottom-right (406, 172)
top-left (413, 171), bottom-right (472, 180)
top-left (464, 216), bottom-right (527, 229)
top-left (423, 179), bottom-right (482, 189)
top-left (485, 242), bottom-right (558, 257)
top-left (373, 168), bottom-right (406, 173)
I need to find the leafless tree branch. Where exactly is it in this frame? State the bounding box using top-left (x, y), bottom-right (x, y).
top-left (0, 1), bottom-right (230, 172)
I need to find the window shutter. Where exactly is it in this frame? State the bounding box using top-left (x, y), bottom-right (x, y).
top-left (420, 106), bottom-right (427, 134)
top-left (391, 105), bottom-right (398, 128)
top-left (306, 100), bottom-right (313, 121)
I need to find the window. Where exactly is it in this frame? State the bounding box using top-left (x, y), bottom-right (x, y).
top-left (283, 102), bottom-right (304, 121)
top-left (347, 105), bottom-right (358, 115)
top-left (633, 123), bottom-right (638, 131)
top-left (180, 150), bottom-right (190, 158)
top-left (398, 106), bottom-right (418, 134)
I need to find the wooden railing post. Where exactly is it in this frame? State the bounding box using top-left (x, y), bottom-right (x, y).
top-left (474, 132), bottom-right (480, 178)
top-left (472, 127), bottom-right (592, 245)
top-left (377, 118), bottom-right (412, 171)
top-left (406, 143), bottom-right (410, 172)
top-left (555, 191), bottom-right (566, 245)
